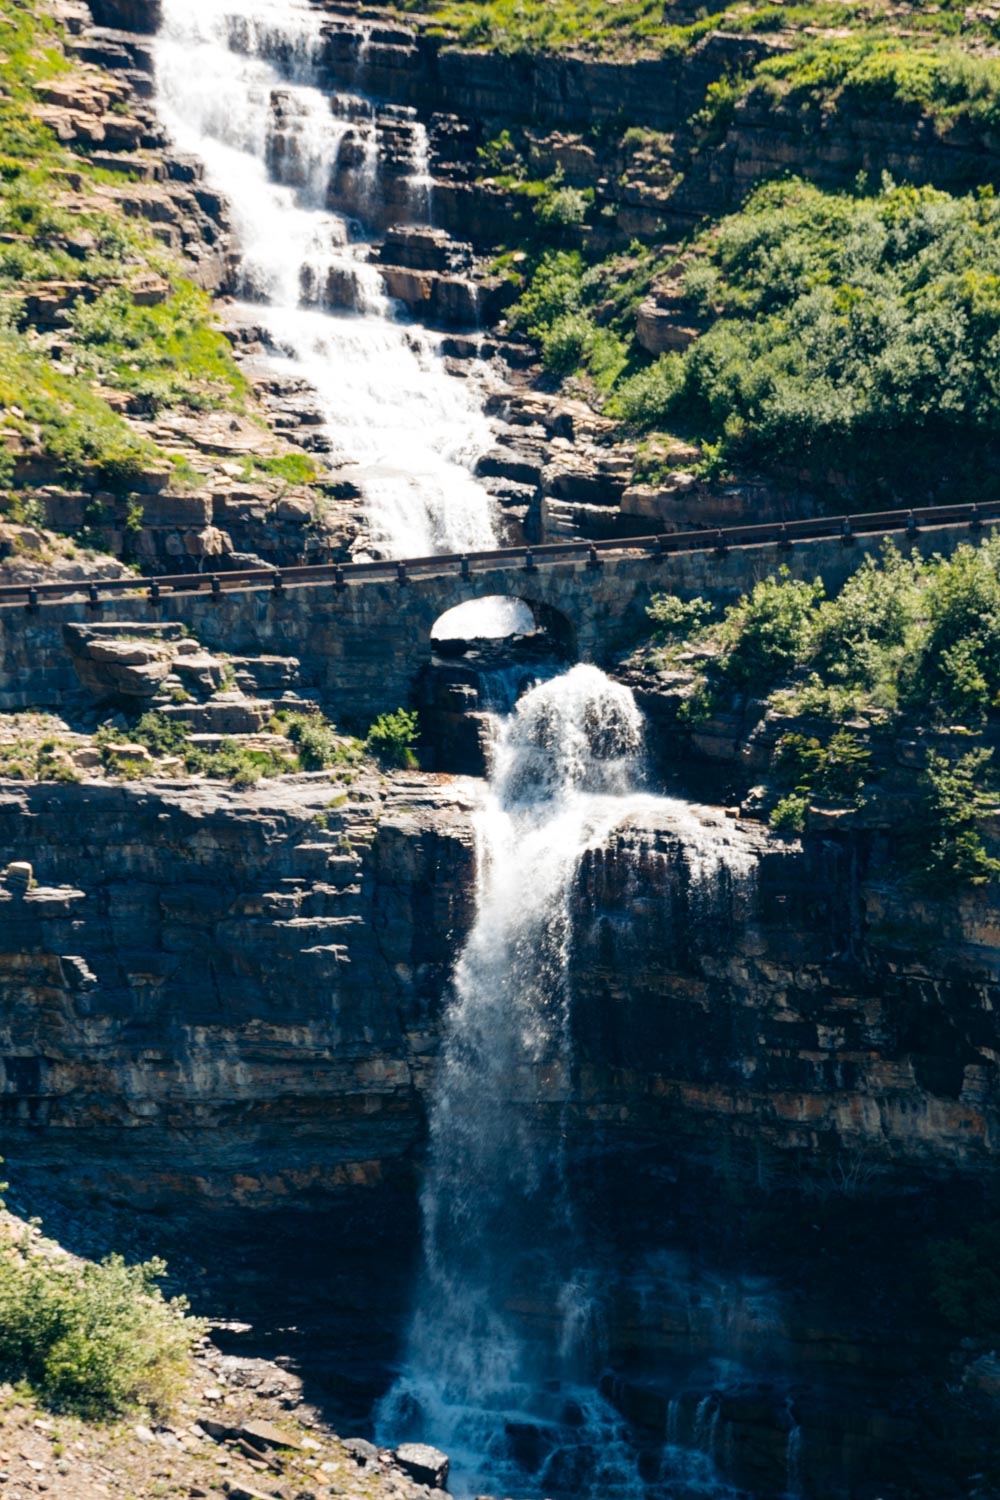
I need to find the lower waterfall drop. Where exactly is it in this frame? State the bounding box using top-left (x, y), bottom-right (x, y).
top-left (378, 665), bottom-right (751, 1500)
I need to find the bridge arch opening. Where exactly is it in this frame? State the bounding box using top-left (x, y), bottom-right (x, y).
top-left (430, 595), bottom-right (576, 660)
top-left (422, 595), bottom-right (576, 774)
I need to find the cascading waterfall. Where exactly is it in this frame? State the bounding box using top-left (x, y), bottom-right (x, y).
top-left (153, 7), bottom-right (760, 1491)
top-left (153, 0), bottom-right (518, 575)
top-left (378, 665), bottom-right (754, 1499)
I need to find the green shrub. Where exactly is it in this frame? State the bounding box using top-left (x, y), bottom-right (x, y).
top-left (774, 729), bottom-right (871, 801)
top-left (542, 311), bottom-right (596, 374)
top-left (928, 1223), bottom-right (1000, 1337)
top-left (646, 592), bottom-right (713, 639)
top-left (607, 354), bottom-right (684, 428)
top-left (285, 711), bottom-right (344, 771)
top-left (367, 708), bottom-right (420, 768)
top-left (128, 711), bottom-right (187, 758)
top-left (611, 176), bottom-right (1000, 497)
top-left (535, 185), bottom-right (588, 232)
top-left (0, 1238), bottom-right (202, 1419)
top-left (915, 748), bottom-right (1000, 887)
top-left (770, 792), bottom-right (809, 832)
top-left (912, 538), bottom-right (1000, 720)
top-left (719, 567), bottom-right (824, 688)
top-left (811, 544), bottom-right (919, 692)
top-left (507, 251), bottom-right (584, 341)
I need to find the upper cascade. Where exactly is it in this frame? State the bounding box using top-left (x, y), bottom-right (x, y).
top-left (153, 0), bottom-right (507, 565)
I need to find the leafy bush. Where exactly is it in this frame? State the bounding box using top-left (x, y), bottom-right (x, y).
top-left (928, 1223), bottom-right (1000, 1337)
top-left (915, 748), bottom-right (1000, 887)
top-left (811, 545), bottom-right (919, 694)
top-left (646, 592), bottom-right (713, 639)
top-left (607, 354), bottom-right (685, 429)
top-left (770, 792), bottom-right (808, 832)
top-left (912, 538), bottom-right (1000, 721)
top-left (542, 311), bottom-right (596, 374)
top-left (367, 708), bottom-right (420, 768)
top-left (507, 251), bottom-right (584, 341)
top-left (612, 177), bottom-right (1000, 498)
top-left (535, 186), bottom-right (588, 232)
top-left (774, 729), bottom-right (871, 801)
top-left (128, 711), bottom-right (187, 758)
top-left (0, 1235), bottom-right (201, 1418)
top-left (284, 711), bottom-right (345, 771)
top-left (719, 567), bottom-right (824, 688)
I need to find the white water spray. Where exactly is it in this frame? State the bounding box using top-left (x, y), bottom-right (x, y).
top-left (153, 0), bottom-right (507, 563)
top-left (378, 666), bottom-right (755, 1498)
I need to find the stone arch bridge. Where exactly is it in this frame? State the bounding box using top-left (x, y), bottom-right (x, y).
top-left (0, 507), bottom-right (993, 724)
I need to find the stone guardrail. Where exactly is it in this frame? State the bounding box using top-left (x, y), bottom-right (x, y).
top-left (2, 499), bottom-right (998, 611)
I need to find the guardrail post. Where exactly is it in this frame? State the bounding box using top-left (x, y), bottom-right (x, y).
top-left (713, 530), bottom-right (728, 557)
top-left (26, 588), bottom-right (38, 613)
top-left (587, 544), bottom-right (600, 570)
top-left (906, 511), bottom-right (918, 539)
top-left (777, 524), bottom-right (792, 552)
top-left (333, 565), bottom-right (344, 590)
top-left (524, 548), bottom-right (536, 571)
top-left (87, 583), bottom-right (100, 608)
top-left (970, 505), bottom-right (982, 532)
top-left (148, 579), bottom-right (161, 604)
top-left (271, 570), bottom-right (284, 594)
top-left (654, 535), bottom-right (665, 559)
top-left (840, 517), bottom-right (854, 546)
top-left (397, 560), bottom-right (408, 585)
top-left (210, 575), bottom-right (221, 600)
top-left (460, 555), bottom-right (470, 580)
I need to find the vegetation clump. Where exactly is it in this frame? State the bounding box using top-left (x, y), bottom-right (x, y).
top-left (644, 539), bottom-right (1000, 882)
top-left (0, 1188), bottom-right (201, 1420)
top-left (605, 177), bottom-right (1000, 499)
top-left (0, 2), bottom-right (261, 506)
top-left (366, 708), bottom-right (420, 768)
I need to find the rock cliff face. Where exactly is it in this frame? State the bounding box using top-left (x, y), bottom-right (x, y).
top-left (3, 769), bottom-right (1000, 1494)
top-left (2, 695), bottom-right (999, 1209)
top-left (0, 772), bottom-right (476, 1207)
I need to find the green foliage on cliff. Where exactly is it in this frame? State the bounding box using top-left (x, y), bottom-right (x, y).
top-left (0, 1221), bottom-right (201, 1419)
top-left (917, 749), bottom-right (1000, 887)
top-left (928, 1223), bottom-right (1000, 1337)
top-left (70, 283), bottom-right (247, 412)
top-left (610, 175), bottom-right (1000, 498)
top-left (0, 327), bottom-right (158, 489)
top-left (367, 708), bottom-right (420, 768)
top-left (394, 0), bottom-right (1000, 58)
top-left (757, 35), bottom-right (1000, 129)
top-left (0, 0), bottom-right (248, 495)
top-left (646, 539), bottom-right (1000, 880)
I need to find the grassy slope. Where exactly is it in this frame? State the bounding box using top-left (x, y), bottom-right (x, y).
top-left (392, 0), bottom-right (1000, 58)
top-left (0, 0), bottom-right (247, 493)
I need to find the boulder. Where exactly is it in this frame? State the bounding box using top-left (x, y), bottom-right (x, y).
top-left (394, 1442), bottom-right (449, 1489)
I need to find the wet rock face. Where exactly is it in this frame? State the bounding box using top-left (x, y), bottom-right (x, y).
top-left (87, 0), bottom-right (161, 31)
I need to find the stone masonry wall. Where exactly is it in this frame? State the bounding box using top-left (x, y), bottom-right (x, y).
top-left (0, 521), bottom-right (988, 724)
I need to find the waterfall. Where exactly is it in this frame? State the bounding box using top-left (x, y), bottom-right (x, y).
top-left (785, 1420), bottom-right (804, 1500)
top-left (378, 665), bottom-right (754, 1499)
top-left (153, 0), bottom-right (506, 563)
